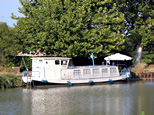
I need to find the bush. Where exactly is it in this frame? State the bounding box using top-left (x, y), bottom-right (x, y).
top-left (0, 74), bottom-right (22, 89)
top-left (134, 63), bottom-right (147, 74)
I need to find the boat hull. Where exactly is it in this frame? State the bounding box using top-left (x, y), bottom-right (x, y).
top-left (31, 76), bottom-right (127, 87)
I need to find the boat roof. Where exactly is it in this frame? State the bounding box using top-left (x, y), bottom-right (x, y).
top-left (68, 65), bottom-right (116, 69)
top-left (31, 57), bottom-right (72, 60)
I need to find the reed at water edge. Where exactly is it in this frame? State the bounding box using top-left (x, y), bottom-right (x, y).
top-left (0, 74), bottom-right (23, 89)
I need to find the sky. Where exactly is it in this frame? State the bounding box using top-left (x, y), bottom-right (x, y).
top-left (0, 0), bottom-right (24, 27)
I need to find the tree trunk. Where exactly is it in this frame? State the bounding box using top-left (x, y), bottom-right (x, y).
top-left (134, 45), bottom-right (143, 66)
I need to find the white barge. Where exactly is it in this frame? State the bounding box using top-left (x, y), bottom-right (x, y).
top-left (22, 57), bottom-right (130, 86)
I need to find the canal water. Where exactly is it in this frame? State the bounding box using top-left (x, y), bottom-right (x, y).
top-left (0, 80), bottom-right (154, 115)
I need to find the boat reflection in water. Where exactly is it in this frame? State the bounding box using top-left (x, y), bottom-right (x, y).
top-left (21, 81), bottom-right (154, 115)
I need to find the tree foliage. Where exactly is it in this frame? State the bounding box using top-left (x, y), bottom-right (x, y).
top-left (12, 0), bottom-right (125, 57)
top-left (115, 0), bottom-right (154, 63)
top-left (10, 0), bottom-right (154, 63)
top-left (0, 22), bottom-right (22, 67)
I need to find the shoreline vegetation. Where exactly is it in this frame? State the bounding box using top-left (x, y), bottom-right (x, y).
top-left (0, 74), bottom-right (24, 89)
top-left (132, 63), bottom-right (154, 79)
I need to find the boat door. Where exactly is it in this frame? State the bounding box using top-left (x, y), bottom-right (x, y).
top-left (54, 60), bottom-right (61, 79)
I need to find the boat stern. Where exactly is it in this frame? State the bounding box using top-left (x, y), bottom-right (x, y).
top-left (22, 71), bottom-right (32, 83)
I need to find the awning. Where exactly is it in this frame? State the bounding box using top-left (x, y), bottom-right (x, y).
top-left (104, 53), bottom-right (132, 61)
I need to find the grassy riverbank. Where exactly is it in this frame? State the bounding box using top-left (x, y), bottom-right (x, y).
top-left (0, 74), bottom-right (23, 89)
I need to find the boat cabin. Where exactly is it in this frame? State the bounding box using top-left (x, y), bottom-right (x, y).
top-left (31, 57), bottom-right (71, 81)
top-left (30, 57), bottom-right (121, 82)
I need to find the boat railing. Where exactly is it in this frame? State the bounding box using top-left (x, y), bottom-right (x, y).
top-left (22, 71), bottom-right (32, 87)
top-left (120, 67), bottom-right (131, 77)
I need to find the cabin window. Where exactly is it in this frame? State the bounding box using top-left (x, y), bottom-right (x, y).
top-left (102, 69), bottom-right (108, 77)
top-left (39, 60), bottom-right (43, 63)
top-left (110, 68), bottom-right (118, 76)
top-left (46, 61), bottom-right (48, 64)
top-left (83, 69), bottom-right (91, 78)
top-left (93, 69), bottom-right (99, 77)
top-left (61, 60), bottom-right (67, 65)
top-left (73, 70), bottom-right (81, 79)
top-left (68, 59), bottom-right (74, 66)
top-left (55, 60), bottom-right (60, 65)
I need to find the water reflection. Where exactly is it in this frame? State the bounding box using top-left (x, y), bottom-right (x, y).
top-left (0, 81), bottom-right (154, 115)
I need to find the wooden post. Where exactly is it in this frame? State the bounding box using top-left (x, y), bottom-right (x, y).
top-left (22, 57), bottom-right (29, 71)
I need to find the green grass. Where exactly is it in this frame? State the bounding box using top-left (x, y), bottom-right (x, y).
top-left (0, 74), bottom-right (22, 89)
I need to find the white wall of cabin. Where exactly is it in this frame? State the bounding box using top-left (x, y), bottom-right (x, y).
top-left (32, 59), bottom-right (45, 81)
top-left (44, 60), bottom-right (61, 80)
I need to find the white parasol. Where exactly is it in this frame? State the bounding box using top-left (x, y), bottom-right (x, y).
top-left (104, 53), bottom-right (132, 61)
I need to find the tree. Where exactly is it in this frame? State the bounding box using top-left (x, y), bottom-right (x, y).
top-left (131, 0), bottom-right (154, 63)
top-left (0, 22), bottom-right (21, 67)
top-left (12, 0), bottom-right (125, 57)
top-left (115, 0), bottom-right (154, 63)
